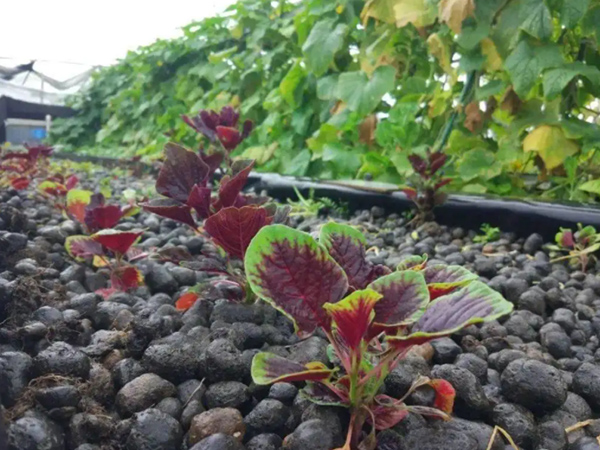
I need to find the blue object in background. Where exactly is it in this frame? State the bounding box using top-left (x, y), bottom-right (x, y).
top-left (31, 128), bottom-right (47, 139)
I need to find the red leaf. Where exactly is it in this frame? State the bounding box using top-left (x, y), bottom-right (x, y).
top-left (324, 289), bottom-right (381, 351)
top-left (245, 225), bottom-right (349, 336)
top-left (434, 178), bottom-right (452, 191)
top-left (176, 292), bottom-right (200, 311)
top-left (66, 175), bottom-right (79, 190)
top-left (85, 204), bottom-right (123, 231)
top-left (156, 143), bottom-right (209, 202)
top-left (140, 198), bottom-right (197, 228)
top-left (10, 177), bottom-right (30, 190)
top-left (96, 288), bottom-right (118, 299)
top-left (430, 379), bottom-right (455, 413)
top-left (319, 222), bottom-right (390, 290)
top-left (200, 151), bottom-right (224, 176)
top-left (402, 187), bottom-right (418, 201)
top-left (216, 126), bottom-right (241, 151)
top-left (187, 184), bottom-right (212, 219)
top-left (92, 230), bottom-right (143, 256)
top-left (111, 265), bottom-right (144, 291)
top-left (217, 160), bottom-right (255, 209)
top-left (204, 205), bottom-right (270, 259)
top-left (368, 395), bottom-right (409, 430)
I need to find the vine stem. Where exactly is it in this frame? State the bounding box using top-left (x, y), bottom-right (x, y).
top-left (434, 70), bottom-right (477, 153)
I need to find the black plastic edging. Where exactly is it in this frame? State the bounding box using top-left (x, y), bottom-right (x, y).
top-left (51, 153), bottom-right (600, 241)
top-left (247, 172), bottom-right (600, 241)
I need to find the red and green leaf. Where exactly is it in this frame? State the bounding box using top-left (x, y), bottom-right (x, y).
top-left (396, 254), bottom-right (428, 271)
top-left (204, 205), bottom-right (271, 259)
top-left (323, 289), bottom-right (381, 350)
top-left (245, 225), bottom-right (348, 335)
top-left (10, 177), bottom-right (30, 190)
top-left (301, 382), bottom-right (349, 407)
top-left (368, 395), bottom-right (409, 430)
top-left (175, 292), bottom-right (200, 311)
top-left (92, 229), bottom-right (143, 256)
top-left (319, 222), bottom-right (390, 290)
top-left (387, 281), bottom-right (513, 348)
top-left (39, 180), bottom-right (67, 197)
top-left (140, 198), bottom-right (197, 228)
top-left (110, 265), bottom-right (144, 291)
top-left (66, 189), bottom-right (93, 224)
top-left (65, 235), bottom-right (104, 261)
top-left (423, 264), bottom-right (478, 299)
top-left (156, 143), bottom-right (209, 202)
top-left (367, 270), bottom-right (429, 329)
top-left (429, 379), bottom-right (456, 414)
top-left (251, 352), bottom-right (335, 385)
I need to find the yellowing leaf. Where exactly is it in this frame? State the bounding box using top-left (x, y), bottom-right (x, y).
top-left (523, 125), bottom-right (579, 170)
top-left (439, 0), bottom-right (475, 33)
top-left (362, 0), bottom-right (436, 28)
top-left (481, 38), bottom-right (502, 72)
top-left (395, 0), bottom-right (437, 27)
top-left (427, 33), bottom-right (456, 84)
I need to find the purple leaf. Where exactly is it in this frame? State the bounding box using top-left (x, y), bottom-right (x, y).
top-left (319, 222), bottom-right (390, 290)
top-left (245, 225), bottom-right (348, 335)
top-left (367, 270), bottom-right (429, 328)
top-left (251, 352), bottom-right (334, 384)
top-left (217, 160), bottom-right (255, 208)
top-left (423, 264), bottom-right (478, 299)
top-left (140, 198), bottom-right (197, 228)
top-left (156, 143), bottom-right (209, 202)
top-left (204, 206), bottom-right (271, 259)
top-left (187, 184), bottom-right (212, 220)
top-left (387, 281), bottom-right (513, 348)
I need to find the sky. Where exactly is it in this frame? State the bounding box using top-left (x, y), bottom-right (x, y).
top-left (0, 0), bottom-right (237, 97)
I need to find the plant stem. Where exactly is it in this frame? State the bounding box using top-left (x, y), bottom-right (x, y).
top-left (434, 70), bottom-right (477, 153)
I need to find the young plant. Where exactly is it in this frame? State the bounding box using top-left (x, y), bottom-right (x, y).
top-left (548, 224), bottom-right (600, 272)
top-left (473, 223), bottom-right (501, 244)
top-left (65, 229), bottom-right (146, 298)
top-left (401, 149), bottom-right (451, 225)
top-left (38, 174), bottom-right (79, 211)
top-left (287, 187), bottom-right (349, 218)
top-left (0, 144), bottom-right (54, 190)
top-left (66, 192), bottom-right (138, 234)
top-left (245, 223), bottom-right (513, 449)
top-left (142, 107), bottom-right (288, 307)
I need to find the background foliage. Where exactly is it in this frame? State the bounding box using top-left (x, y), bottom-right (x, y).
top-left (50, 0), bottom-right (600, 202)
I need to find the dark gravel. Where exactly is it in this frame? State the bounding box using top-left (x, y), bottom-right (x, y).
top-left (2, 170), bottom-right (600, 450)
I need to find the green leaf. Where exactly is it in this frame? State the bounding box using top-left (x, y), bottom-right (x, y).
top-left (518, 0), bottom-right (553, 40)
top-left (543, 62), bottom-right (600, 99)
top-left (582, 4), bottom-right (600, 46)
top-left (457, 149), bottom-right (502, 181)
top-left (578, 179), bottom-right (600, 195)
top-left (505, 39), bottom-right (564, 97)
top-left (475, 79), bottom-right (507, 100)
top-left (282, 149), bottom-right (311, 176)
top-left (322, 144), bottom-right (362, 175)
top-left (335, 65), bottom-right (396, 116)
top-left (560, 0), bottom-right (590, 27)
top-left (280, 60), bottom-right (307, 108)
top-left (317, 75), bottom-right (339, 101)
top-left (302, 20), bottom-right (348, 77)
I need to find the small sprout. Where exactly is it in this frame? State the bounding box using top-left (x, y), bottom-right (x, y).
top-left (548, 223), bottom-right (600, 272)
top-left (473, 223), bottom-right (501, 244)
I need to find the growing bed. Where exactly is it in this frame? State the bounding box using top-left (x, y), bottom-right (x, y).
top-left (1, 154), bottom-right (600, 450)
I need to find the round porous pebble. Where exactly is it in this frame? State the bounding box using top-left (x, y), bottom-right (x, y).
top-left (500, 359), bottom-right (568, 414)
